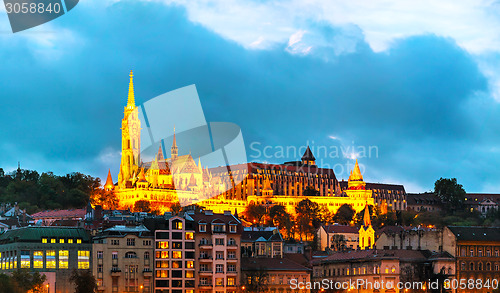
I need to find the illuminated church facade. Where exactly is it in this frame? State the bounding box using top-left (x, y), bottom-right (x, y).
top-left (107, 72), bottom-right (220, 212)
top-left (106, 72), bottom-right (405, 216)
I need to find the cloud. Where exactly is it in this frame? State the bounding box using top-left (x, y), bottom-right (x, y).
top-left (0, 0), bottom-right (497, 194)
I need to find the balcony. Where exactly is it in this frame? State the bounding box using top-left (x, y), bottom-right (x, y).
top-left (199, 242), bottom-right (213, 249)
top-left (199, 256), bottom-right (213, 262)
top-left (227, 270), bottom-right (238, 275)
top-left (143, 268), bottom-right (153, 277)
top-left (227, 257), bottom-right (238, 262)
top-left (110, 268), bottom-right (121, 276)
top-left (198, 270), bottom-right (213, 276)
top-left (199, 283), bottom-right (213, 288)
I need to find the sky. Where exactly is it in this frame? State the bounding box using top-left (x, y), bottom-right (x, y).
top-left (1, 0), bottom-right (500, 193)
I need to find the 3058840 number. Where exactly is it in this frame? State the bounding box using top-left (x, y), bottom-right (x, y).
top-left (5, 2), bottom-right (61, 14)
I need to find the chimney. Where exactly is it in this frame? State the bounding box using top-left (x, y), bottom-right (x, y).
top-left (205, 210), bottom-right (213, 216)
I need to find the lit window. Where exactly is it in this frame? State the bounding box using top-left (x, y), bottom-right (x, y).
top-left (227, 277), bottom-right (235, 286)
top-left (186, 261), bottom-right (194, 268)
top-left (186, 270), bottom-right (194, 278)
top-left (42, 238), bottom-right (47, 244)
top-left (50, 239), bottom-right (56, 244)
top-left (46, 251), bottom-right (56, 269)
top-left (156, 261), bottom-right (169, 268)
top-left (68, 239), bottom-right (73, 244)
top-left (76, 239), bottom-right (82, 244)
top-left (172, 251), bottom-right (182, 259)
top-left (33, 251), bottom-right (43, 269)
top-left (173, 220), bottom-right (183, 230)
top-left (185, 232), bottom-right (194, 240)
top-left (59, 251), bottom-right (69, 269)
top-left (156, 241), bottom-right (169, 249)
top-left (20, 250), bottom-right (30, 268)
top-left (156, 270), bottom-right (169, 278)
top-left (156, 251), bottom-right (169, 259)
top-left (78, 251), bottom-right (90, 269)
top-left (59, 239), bottom-right (65, 244)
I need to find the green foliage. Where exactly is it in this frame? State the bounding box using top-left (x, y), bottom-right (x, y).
top-left (243, 269), bottom-right (269, 293)
top-left (295, 199), bottom-right (321, 241)
top-left (243, 202), bottom-right (267, 225)
top-left (269, 205), bottom-right (293, 238)
top-left (134, 200), bottom-right (151, 213)
top-left (333, 204), bottom-right (355, 225)
top-left (303, 186), bottom-right (320, 196)
top-left (434, 177), bottom-right (466, 212)
top-left (0, 168), bottom-right (100, 212)
top-left (6, 269), bottom-right (47, 293)
top-left (70, 269), bottom-right (97, 293)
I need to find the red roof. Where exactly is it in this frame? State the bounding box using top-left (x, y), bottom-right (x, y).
top-left (32, 209), bottom-right (86, 219)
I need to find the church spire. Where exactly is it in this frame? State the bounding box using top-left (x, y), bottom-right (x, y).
top-left (171, 127), bottom-right (178, 159)
top-left (127, 70), bottom-right (135, 108)
top-left (104, 169), bottom-right (114, 191)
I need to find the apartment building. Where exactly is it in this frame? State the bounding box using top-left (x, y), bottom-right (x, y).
top-left (192, 210), bottom-right (242, 293)
top-left (92, 225), bottom-right (154, 293)
top-left (151, 214), bottom-right (196, 293)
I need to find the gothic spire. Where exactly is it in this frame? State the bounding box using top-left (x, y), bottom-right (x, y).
top-left (171, 127), bottom-right (178, 159)
top-left (127, 70), bottom-right (135, 107)
top-left (363, 204), bottom-right (371, 227)
top-left (104, 169), bottom-right (114, 191)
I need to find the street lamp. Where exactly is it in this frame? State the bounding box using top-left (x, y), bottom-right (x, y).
top-left (140, 285), bottom-right (143, 293)
top-left (46, 284), bottom-right (49, 293)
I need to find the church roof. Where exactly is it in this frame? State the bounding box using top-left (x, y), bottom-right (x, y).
top-left (301, 146), bottom-right (316, 161)
top-left (127, 70), bottom-right (135, 107)
top-left (349, 160), bottom-right (363, 181)
top-left (104, 169), bottom-right (114, 189)
top-left (363, 205), bottom-right (371, 227)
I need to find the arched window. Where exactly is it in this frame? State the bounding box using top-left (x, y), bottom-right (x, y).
top-left (125, 252), bottom-right (137, 259)
top-left (478, 262), bottom-right (483, 270)
top-left (469, 262), bottom-right (474, 271)
top-left (448, 267), bottom-right (453, 275)
top-left (486, 263), bottom-right (491, 271)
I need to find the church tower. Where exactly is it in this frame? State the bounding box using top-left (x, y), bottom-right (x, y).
top-left (358, 204), bottom-right (375, 250)
top-left (118, 71), bottom-right (141, 188)
top-left (171, 128), bottom-right (178, 159)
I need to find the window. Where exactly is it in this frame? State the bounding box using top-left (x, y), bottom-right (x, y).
top-left (111, 239), bottom-right (119, 245)
top-left (50, 238), bottom-right (56, 244)
top-left (33, 251), bottom-right (43, 269)
top-left (59, 250), bottom-right (69, 269)
top-left (127, 238), bottom-right (135, 246)
top-left (216, 264), bottom-right (224, 273)
top-left (156, 261), bottom-right (169, 268)
top-left (470, 248), bottom-right (474, 257)
top-left (200, 224), bottom-right (207, 232)
top-left (144, 252), bottom-right (150, 259)
top-left (228, 264), bottom-right (236, 272)
top-left (171, 261), bottom-right (182, 268)
top-left (215, 238), bottom-right (224, 246)
top-left (172, 242), bottom-right (182, 249)
top-left (46, 251), bottom-right (56, 269)
top-left (78, 251), bottom-right (90, 269)
top-left (68, 238), bottom-right (74, 244)
top-left (228, 238), bottom-right (236, 245)
top-left (97, 251), bottom-right (103, 259)
top-left (156, 251), bottom-right (169, 259)
top-left (213, 224), bottom-right (225, 233)
top-left (216, 278), bottom-right (224, 286)
top-left (173, 220), bottom-right (183, 230)
top-left (156, 241), bottom-right (169, 249)
top-left (59, 238), bottom-right (65, 244)
top-left (156, 270), bottom-right (169, 278)
top-left (185, 232), bottom-right (194, 240)
top-left (172, 251), bottom-right (182, 259)
top-left (229, 225), bottom-right (237, 233)
top-left (228, 251), bottom-right (236, 259)
top-left (42, 238), bottom-right (47, 243)
top-left (76, 238), bottom-right (82, 244)
top-left (186, 261), bottom-right (194, 268)
top-left (186, 270), bottom-right (194, 278)
top-left (227, 277), bottom-right (235, 286)
top-left (143, 240), bottom-right (152, 246)
top-left (21, 250), bottom-right (30, 268)
top-left (470, 262), bottom-right (474, 271)
top-left (125, 252), bottom-right (137, 259)
top-left (112, 252), bottom-right (118, 259)
top-left (216, 251), bottom-right (224, 260)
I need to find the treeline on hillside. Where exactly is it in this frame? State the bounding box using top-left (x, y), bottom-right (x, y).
top-left (0, 168), bottom-right (100, 214)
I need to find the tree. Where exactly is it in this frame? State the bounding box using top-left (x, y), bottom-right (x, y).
top-left (269, 206), bottom-right (294, 239)
top-left (303, 186), bottom-right (319, 196)
top-left (243, 202), bottom-right (267, 225)
top-left (244, 269), bottom-right (269, 293)
top-left (134, 200), bottom-right (151, 213)
top-left (434, 178), bottom-right (466, 213)
top-left (295, 199), bottom-right (320, 240)
top-left (11, 269), bottom-right (46, 293)
top-left (70, 269), bottom-right (97, 293)
top-left (0, 274), bottom-right (14, 293)
top-left (170, 202), bottom-right (183, 215)
top-left (333, 204), bottom-right (355, 225)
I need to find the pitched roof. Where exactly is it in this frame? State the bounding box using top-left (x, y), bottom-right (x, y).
top-left (242, 229), bottom-right (284, 242)
top-left (31, 209), bottom-right (86, 219)
top-left (301, 146), bottom-right (316, 161)
top-left (447, 226), bottom-right (500, 242)
top-left (322, 225), bottom-right (358, 234)
top-left (0, 226), bottom-right (90, 243)
top-left (241, 257), bottom-right (311, 272)
top-left (313, 249), bottom-right (431, 265)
